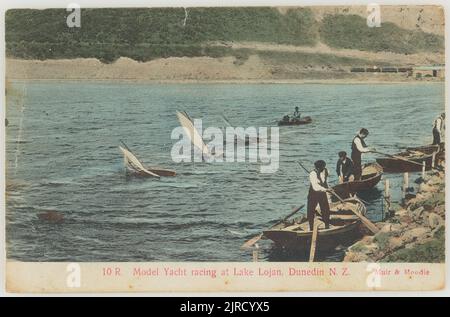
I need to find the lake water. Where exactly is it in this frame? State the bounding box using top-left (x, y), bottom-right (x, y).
top-left (5, 81), bottom-right (445, 262)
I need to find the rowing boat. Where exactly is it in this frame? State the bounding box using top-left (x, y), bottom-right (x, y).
top-left (332, 163), bottom-right (383, 198)
top-left (407, 143), bottom-right (444, 154)
top-left (375, 145), bottom-right (443, 173)
top-left (263, 199), bottom-right (366, 252)
top-left (376, 151), bottom-right (433, 173)
top-left (407, 142), bottom-right (445, 164)
top-left (278, 116), bottom-right (312, 126)
top-left (119, 146), bottom-right (176, 178)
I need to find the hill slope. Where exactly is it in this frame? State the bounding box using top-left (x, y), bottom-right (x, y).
top-left (6, 7), bottom-right (444, 63)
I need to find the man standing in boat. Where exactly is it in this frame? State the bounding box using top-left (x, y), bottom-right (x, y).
top-left (307, 160), bottom-right (331, 231)
top-left (293, 106), bottom-right (301, 120)
top-left (336, 151), bottom-right (354, 183)
top-left (351, 128), bottom-right (375, 180)
top-left (432, 112), bottom-right (445, 145)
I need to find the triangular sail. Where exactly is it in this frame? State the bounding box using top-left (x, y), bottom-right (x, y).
top-left (119, 146), bottom-right (160, 178)
top-left (176, 111), bottom-right (210, 156)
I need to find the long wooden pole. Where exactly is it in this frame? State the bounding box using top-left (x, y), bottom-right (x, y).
top-left (402, 172), bottom-right (409, 199)
top-left (241, 204), bottom-right (305, 249)
top-left (328, 189), bottom-right (379, 234)
top-left (384, 179), bottom-right (390, 220)
top-left (373, 150), bottom-right (424, 167)
top-left (309, 219), bottom-right (319, 262)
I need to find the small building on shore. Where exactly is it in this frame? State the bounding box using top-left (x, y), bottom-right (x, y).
top-left (412, 65), bottom-right (445, 79)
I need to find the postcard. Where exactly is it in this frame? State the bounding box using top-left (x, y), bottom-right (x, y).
top-left (3, 3), bottom-right (446, 293)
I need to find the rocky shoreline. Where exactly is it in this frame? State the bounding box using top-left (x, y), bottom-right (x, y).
top-left (344, 165), bottom-right (445, 263)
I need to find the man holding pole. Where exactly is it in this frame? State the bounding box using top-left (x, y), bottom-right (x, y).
top-left (307, 160), bottom-right (331, 231)
top-left (351, 128), bottom-right (375, 180)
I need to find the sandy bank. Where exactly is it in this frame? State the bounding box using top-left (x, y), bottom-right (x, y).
top-left (6, 57), bottom-right (444, 84)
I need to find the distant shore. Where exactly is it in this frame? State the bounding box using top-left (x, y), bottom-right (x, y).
top-left (6, 58), bottom-right (444, 84)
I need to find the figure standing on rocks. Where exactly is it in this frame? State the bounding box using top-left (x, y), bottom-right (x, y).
top-left (432, 112), bottom-right (445, 145)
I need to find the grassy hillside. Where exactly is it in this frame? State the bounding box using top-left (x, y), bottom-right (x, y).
top-left (320, 14), bottom-right (444, 54)
top-left (5, 8), bottom-right (317, 63)
top-left (5, 8), bottom-right (444, 63)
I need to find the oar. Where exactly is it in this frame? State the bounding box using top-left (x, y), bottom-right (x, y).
top-left (297, 161), bottom-right (310, 174)
top-left (373, 150), bottom-right (425, 167)
top-left (328, 189), bottom-right (379, 234)
top-left (241, 204), bottom-right (305, 249)
top-left (309, 218), bottom-right (319, 262)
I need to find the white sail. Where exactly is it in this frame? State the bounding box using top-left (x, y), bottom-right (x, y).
top-left (119, 146), bottom-right (160, 178)
top-left (176, 111), bottom-right (210, 156)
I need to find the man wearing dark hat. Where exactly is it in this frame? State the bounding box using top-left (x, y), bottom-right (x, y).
top-left (351, 128), bottom-right (374, 180)
top-left (307, 160), bottom-right (330, 231)
top-left (336, 151), bottom-right (354, 183)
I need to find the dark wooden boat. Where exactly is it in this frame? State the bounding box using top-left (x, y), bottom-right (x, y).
top-left (332, 163), bottom-right (383, 198)
top-left (278, 116), bottom-right (312, 126)
top-left (407, 143), bottom-right (444, 154)
top-left (263, 199), bottom-right (366, 252)
top-left (407, 142), bottom-right (445, 164)
top-left (376, 149), bottom-right (439, 173)
top-left (135, 168), bottom-right (176, 177)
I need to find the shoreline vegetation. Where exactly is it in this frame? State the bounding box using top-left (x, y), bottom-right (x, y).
top-left (344, 162), bottom-right (445, 263)
top-left (5, 7), bottom-right (445, 83)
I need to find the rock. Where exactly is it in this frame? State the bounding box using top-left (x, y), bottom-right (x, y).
top-left (414, 191), bottom-right (433, 202)
top-left (37, 211), bottom-right (64, 223)
top-left (349, 241), bottom-right (368, 253)
top-left (360, 235), bottom-right (374, 244)
top-left (374, 232), bottom-right (391, 249)
top-left (380, 224), bottom-right (393, 233)
top-left (411, 206), bottom-right (425, 220)
top-left (376, 222), bottom-right (387, 230)
top-left (398, 214), bottom-right (414, 225)
top-left (433, 205), bottom-right (445, 217)
top-left (388, 237), bottom-right (404, 251)
top-left (396, 208), bottom-right (408, 217)
top-left (365, 243), bottom-right (380, 254)
top-left (428, 213), bottom-right (443, 230)
top-left (426, 175), bottom-right (442, 186)
top-left (344, 251), bottom-right (369, 262)
top-left (400, 227), bottom-right (430, 244)
top-left (380, 223), bottom-right (403, 234)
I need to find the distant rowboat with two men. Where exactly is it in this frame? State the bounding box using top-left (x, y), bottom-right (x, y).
top-left (278, 116), bottom-right (312, 126)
